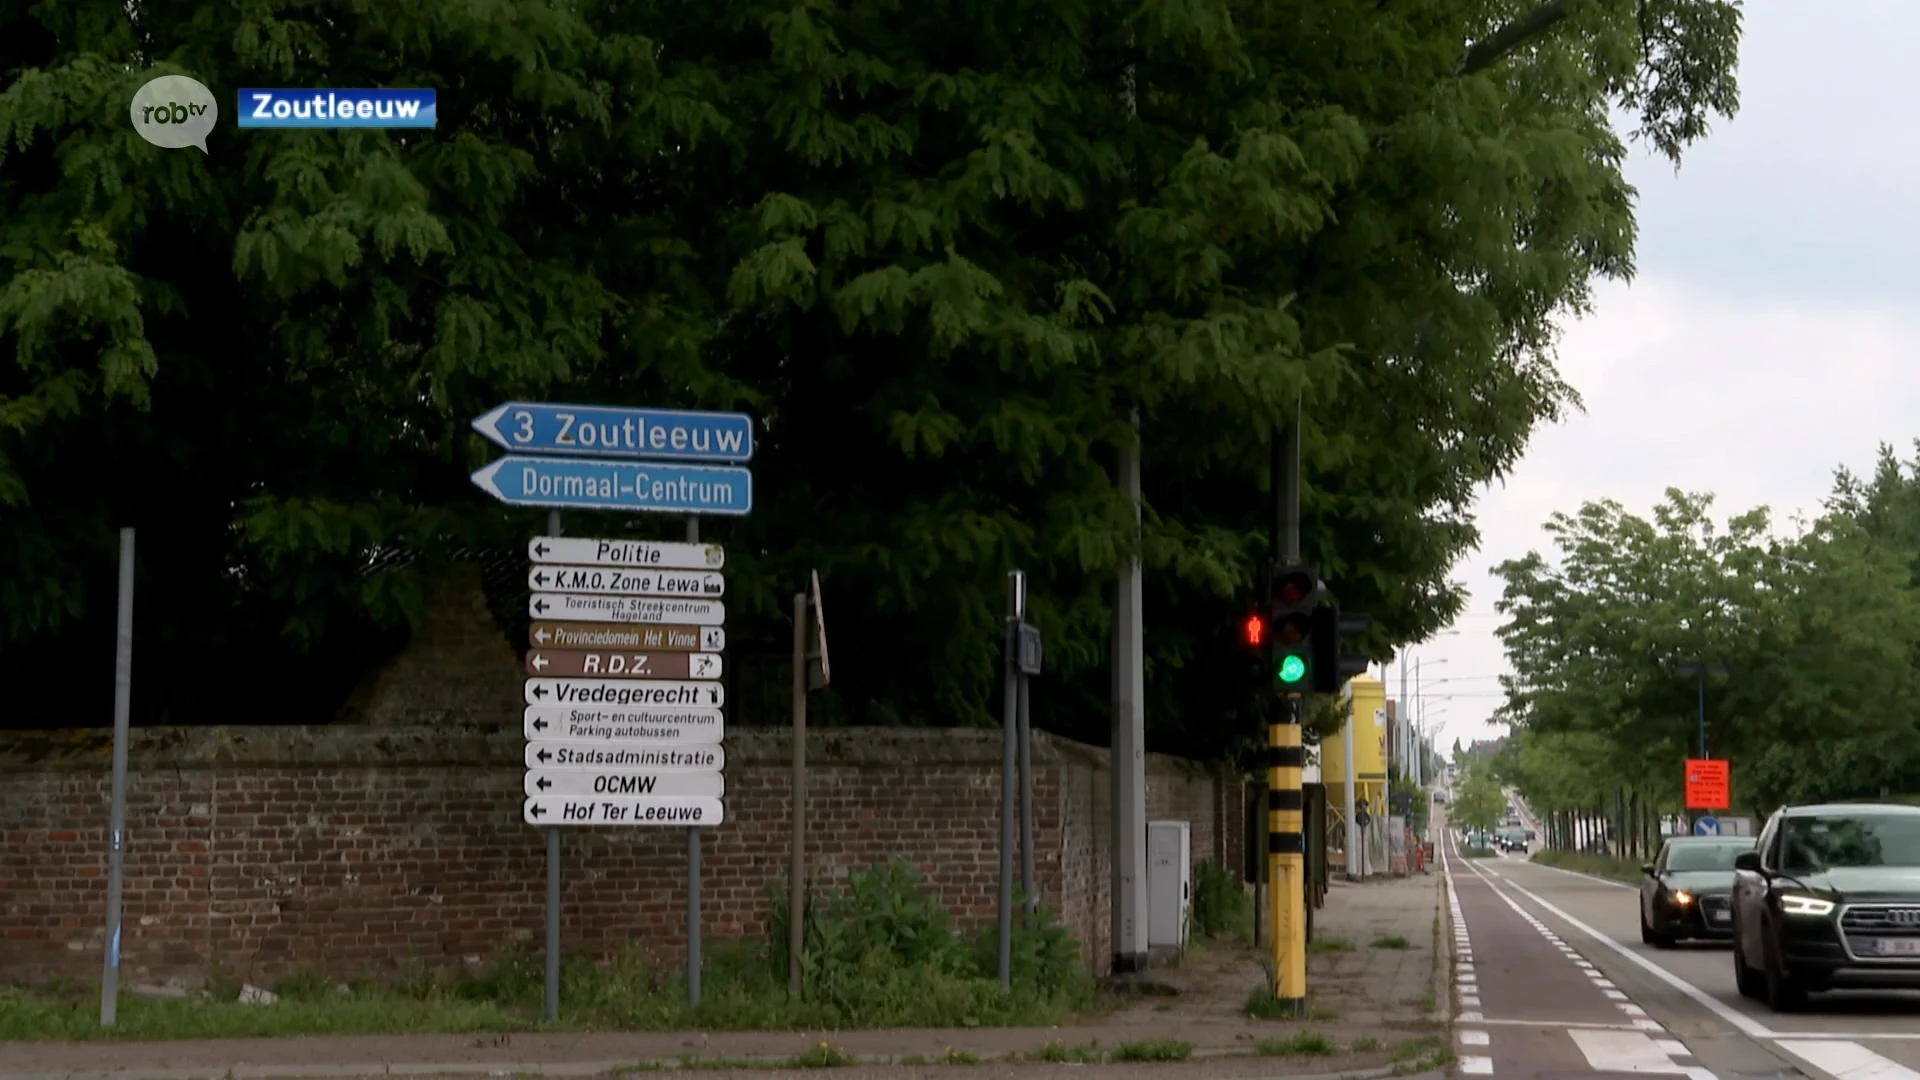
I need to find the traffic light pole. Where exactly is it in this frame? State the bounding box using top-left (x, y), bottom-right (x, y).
top-left (1267, 400), bottom-right (1307, 1017)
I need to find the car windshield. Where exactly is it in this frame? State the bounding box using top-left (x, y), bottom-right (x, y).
top-left (1781, 813), bottom-right (1920, 870)
top-left (1664, 841), bottom-right (1751, 872)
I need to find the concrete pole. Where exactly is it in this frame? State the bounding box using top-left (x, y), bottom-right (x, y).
top-left (1110, 415), bottom-right (1148, 973)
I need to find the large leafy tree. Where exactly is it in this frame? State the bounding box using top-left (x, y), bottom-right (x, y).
top-left (0, 1), bottom-right (1742, 751)
top-left (1494, 484), bottom-right (1920, 813)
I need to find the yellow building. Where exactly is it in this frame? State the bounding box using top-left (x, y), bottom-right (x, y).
top-left (1320, 674), bottom-right (1389, 829)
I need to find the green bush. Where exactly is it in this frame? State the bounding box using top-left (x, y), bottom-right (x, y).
top-left (1189, 858), bottom-right (1252, 938)
top-left (768, 859), bottom-right (1091, 1021)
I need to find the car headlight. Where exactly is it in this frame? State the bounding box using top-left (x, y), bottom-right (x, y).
top-left (1671, 890), bottom-right (1694, 906)
top-left (1778, 893), bottom-right (1835, 917)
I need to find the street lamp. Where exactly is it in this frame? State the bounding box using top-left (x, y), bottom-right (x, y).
top-left (1673, 662), bottom-right (1728, 758)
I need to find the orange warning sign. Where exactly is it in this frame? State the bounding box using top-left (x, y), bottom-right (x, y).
top-left (1684, 758), bottom-right (1730, 810)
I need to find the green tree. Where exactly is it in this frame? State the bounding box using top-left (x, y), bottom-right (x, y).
top-left (1494, 487), bottom-right (1920, 814)
top-left (1452, 764), bottom-right (1505, 834)
top-left (0, 1), bottom-right (1744, 747)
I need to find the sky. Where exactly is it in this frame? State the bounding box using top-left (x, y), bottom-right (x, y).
top-left (1397, 1), bottom-right (1920, 752)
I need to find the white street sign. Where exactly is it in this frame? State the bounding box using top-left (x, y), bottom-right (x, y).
top-left (528, 593), bottom-right (725, 626)
top-left (530, 623), bottom-right (725, 652)
top-left (525, 740), bottom-right (725, 770)
top-left (523, 795), bottom-right (724, 827)
top-left (526, 565), bottom-right (724, 599)
top-left (525, 769), bottom-right (725, 798)
top-left (526, 650), bottom-right (722, 680)
top-left (524, 706), bottom-right (724, 744)
top-left (524, 678), bottom-right (724, 708)
top-left (529, 536), bottom-right (725, 570)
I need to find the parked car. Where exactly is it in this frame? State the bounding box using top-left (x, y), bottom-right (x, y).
top-left (1639, 836), bottom-right (1754, 947)
top-left (1730, 802), bottom-right (1920, 1010)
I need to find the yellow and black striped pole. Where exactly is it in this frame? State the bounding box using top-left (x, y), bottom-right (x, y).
top-left (1267, 693), bottom-right (1307, 1015)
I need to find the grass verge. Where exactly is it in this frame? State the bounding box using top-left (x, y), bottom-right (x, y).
top-left (1529, 848), bottom-right (1641, 884)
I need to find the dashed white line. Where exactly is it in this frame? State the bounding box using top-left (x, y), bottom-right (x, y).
top-left (1459, 1055), bottom-right (1495, 1074)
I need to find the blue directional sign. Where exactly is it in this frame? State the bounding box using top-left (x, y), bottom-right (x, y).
top-left (471, 456), bottom-right (752, 516)
top-left (1694, 816), bottom-right (1720, 836)
top-left (472, 402), bottom-right (754, 463)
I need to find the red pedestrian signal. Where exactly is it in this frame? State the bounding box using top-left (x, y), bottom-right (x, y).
top-left (1242, 612), bottom-right (1267, 647)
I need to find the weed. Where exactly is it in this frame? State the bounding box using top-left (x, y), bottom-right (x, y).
top-left (938, 1048), bottom-right (979, 1064)
top-left (1189, 859), bottom-right (1254, 938)
top-left (1244, 988), bottom-right (1292, 1020)
top-left (1309, 1002), bottom-right (1341, 1021)
top-left (1029, 1041), bottom-right (1103, 1063)
top-left (1391, 1036), bottom-right (1445, 1062)
top-left (786, 1041), bottom-right (856, 1068)
top-left (1351, 1036), bottom-right (1382, 1052)
top-left (1112, 1039), bottom-right (1192, 1062)
top-left (1372, 935), bottom-right (1412, 950)
top-left (1307, 936), bottom-right (1353, 953)
top-left (1253, 1031), bottom-right (1337, 1057)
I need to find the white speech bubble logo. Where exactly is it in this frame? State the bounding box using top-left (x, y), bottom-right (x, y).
top-left (129, 75), bottom-right (219, 153)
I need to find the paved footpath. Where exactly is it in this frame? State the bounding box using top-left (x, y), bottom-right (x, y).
top-left (1443, 825), bottom-right (1717, 1079)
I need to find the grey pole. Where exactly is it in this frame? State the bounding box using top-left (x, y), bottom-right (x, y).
top-left (1110, 416), bottom-right (1149, 974)
top-left (545, 509), bottom-right (562, 1024)
top-left (686, 515), bottom-right (702, 1009)
top-left (99, 527), bottom-right (135, 1028)
top-left (789, 590), bottom-right (807, 997)
top-left (1017, 668), bottom-right (1036, 912)
top-left (1696, 671), bottom-right (1706, 759)
top-left (997, 571), bottom-right (1023, 988)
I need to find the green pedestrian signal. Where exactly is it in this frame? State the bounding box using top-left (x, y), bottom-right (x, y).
top-left (1277, 654), bottom-right (1307, 684)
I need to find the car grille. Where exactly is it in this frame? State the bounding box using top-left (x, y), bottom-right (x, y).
top-left (1698, 896), bottom-right (1730, 917)
top-left (1840, 905), bottom-right (1920, 934)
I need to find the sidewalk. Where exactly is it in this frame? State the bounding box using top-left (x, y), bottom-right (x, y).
top-left (0, 874), bottom-right (1447, 1080)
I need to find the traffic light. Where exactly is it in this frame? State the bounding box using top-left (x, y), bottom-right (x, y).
top-left (1269, 565), bottom-right (1320, 692)
top-left (1310, 604), bottom-right (1371, 694)
top-left (1240, 608), bottom-right (1268, 650)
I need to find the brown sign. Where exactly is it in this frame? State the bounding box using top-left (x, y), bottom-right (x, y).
top-left (525, 649), bottom-right (722, 680)
top-left (529, 621), bottom-right (721, 652)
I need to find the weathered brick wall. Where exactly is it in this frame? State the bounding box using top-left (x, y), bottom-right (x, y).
top-left (0, 565), bottom-right (1241, 988)
top-left (0, 726), bottom-right (1235, 988)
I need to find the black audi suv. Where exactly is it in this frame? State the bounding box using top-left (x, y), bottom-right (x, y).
top-left (1729, 802), bottom-right (1920, 1010)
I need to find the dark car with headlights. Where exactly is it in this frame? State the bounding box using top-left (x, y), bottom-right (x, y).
top-left (1639, 836), bottom-right (1753, 947)
top-left (1730, 803), bottom-right (1920, 1010)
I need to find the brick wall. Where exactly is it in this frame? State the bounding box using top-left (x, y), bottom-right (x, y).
top-left (0, 565), bottom-right (1242, 989)
top-left (0, 727), bottom-right (1239, 988)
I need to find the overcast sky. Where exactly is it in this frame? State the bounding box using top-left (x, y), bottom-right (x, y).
top-left (1398, 1), bottom-right (1920, 752)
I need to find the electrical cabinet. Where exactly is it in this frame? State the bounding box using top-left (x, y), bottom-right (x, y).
top-left (1147, 820), bottom-right (1192, 948)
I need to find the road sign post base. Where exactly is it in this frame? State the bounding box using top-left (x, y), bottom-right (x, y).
top-left (1267, 995), bottom-right (1306, 1019)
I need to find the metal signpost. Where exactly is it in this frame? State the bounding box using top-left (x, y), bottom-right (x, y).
top-left (471, 400), bottom-right (753, 1022)
top-left (997, 571), bottom-right (1045, 988)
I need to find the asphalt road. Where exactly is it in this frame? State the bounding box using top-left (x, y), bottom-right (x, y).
top-left (1445, 801), bottom-right (1920, 1080)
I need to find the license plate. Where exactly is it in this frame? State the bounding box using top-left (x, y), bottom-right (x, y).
top-left (1862, 937), bottom-right (1920, 957)
top-left (1711, 910), bottom-right (1731, 923)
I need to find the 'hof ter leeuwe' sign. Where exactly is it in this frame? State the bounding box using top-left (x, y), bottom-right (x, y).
top-left (520, 536), bottom-right (728, 826)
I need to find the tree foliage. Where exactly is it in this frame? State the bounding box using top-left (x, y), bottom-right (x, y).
top-left (0, 1), bottom-right (1742, 752)
top-left (1451, 762), bottom-right (1506, 834)
top-left (1495, 446), bottom-right (1920, 817)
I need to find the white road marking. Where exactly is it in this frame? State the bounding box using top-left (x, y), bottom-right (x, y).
top-left (1470, 863), bottom-right (1775, 1039)
top-left (1460, 1030), bottom-right (1491, 1046)
top-left (1571, 1029), bottom-right (1697, 1073)
top-left (1656, 1039), bottom-right (1689, 1056)
top-left (1460, 1055), bottom-right (1495, 1074)
top-left (1777, 1041), bottom-right (1920, 1080)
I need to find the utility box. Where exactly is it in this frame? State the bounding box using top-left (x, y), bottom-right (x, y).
top-left (1147, 820), bottom-right (1192, 948)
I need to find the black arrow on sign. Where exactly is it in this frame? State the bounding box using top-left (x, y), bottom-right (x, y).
top-left (534, 542), bottom-right (550, 557)
top-left (532, 718), bottom-right (548, 731)
top-left (533, 571), bottom-right (550, 587)
top-left (537, 748), bottom-right (552, 763)
top-left (537, 776), bottom-right (552, 790)
top-left (532, 685), bottom-right (548, 699)
top-left (530, 804), bottom-right (547, 818)
top-left (534, 598), bottom-right (550, 613)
